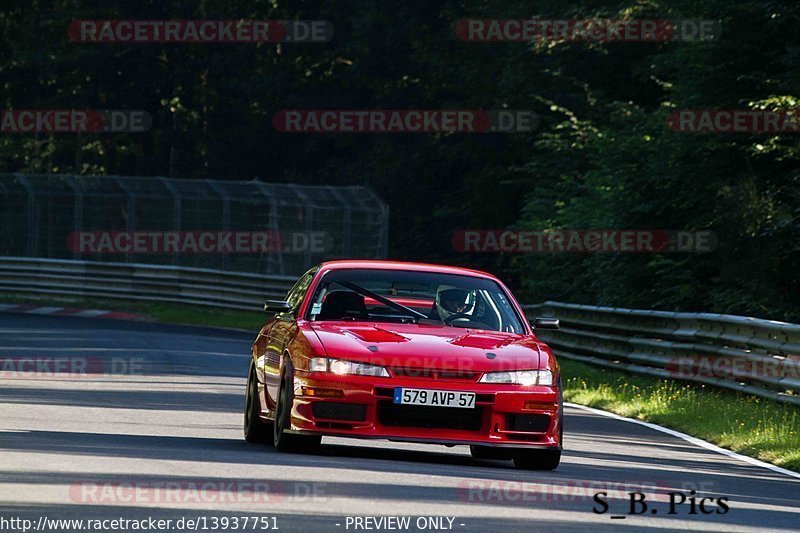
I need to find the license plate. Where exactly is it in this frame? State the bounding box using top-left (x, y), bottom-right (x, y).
top-left (393, 387), bottom-right (476, 409)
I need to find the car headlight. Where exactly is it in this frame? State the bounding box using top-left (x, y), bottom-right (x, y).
top-left (479, 369), bottom-right (553, 386)
top-left (308, 357), bottom-right (390, 377)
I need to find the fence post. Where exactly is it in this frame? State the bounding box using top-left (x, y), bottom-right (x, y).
top-left (159, 176), bottom-right (182, 266)
top-left (205, 179), bottom-right (230, 271)
top-left (14, 174), bottom-right (38, 257)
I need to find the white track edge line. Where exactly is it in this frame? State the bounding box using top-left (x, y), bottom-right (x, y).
top-left (74, 309), bottom-right (109, 317)
top-left (565, 402), bottom-right (800, 481)
top-left (27, 306), bottom-right (65, 314)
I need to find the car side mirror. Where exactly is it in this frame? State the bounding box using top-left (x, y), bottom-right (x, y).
top-left (532, 317), bottom-right (559, 330)
top-left (264, 300), bottom-right (292, 314)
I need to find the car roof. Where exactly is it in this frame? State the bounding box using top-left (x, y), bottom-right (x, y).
top-left (317, 260), bottom-right (500, 281)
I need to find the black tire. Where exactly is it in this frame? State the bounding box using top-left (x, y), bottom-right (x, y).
top-left (244, 365), bottom-right (273, 444)
top-left (273, 360), bottom-right (321, 453)
top-left (513, 448), bottom-right (561, 470)
top-left (469, 445), bottom-right (514, 460)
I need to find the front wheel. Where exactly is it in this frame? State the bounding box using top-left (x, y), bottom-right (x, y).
top-left (273, 362), bottom-right (321, 453)
top-left (513, 448), bottom-right (561, 470)
top-left (244, 365), bottom-right (273, 444)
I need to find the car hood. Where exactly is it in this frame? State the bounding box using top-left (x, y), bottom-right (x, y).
top-left (308, 322), bottom-right (544, 373)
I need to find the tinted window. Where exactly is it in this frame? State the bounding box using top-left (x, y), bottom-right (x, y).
top-left (308, 269), bottom-right (525, 333)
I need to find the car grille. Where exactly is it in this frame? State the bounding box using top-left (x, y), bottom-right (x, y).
top-left (377, 401), bottom-right (484, 431)
top-left (312, 402), bottom-right (367, 422)
top-left (388, 367), bottom-right (481, 381)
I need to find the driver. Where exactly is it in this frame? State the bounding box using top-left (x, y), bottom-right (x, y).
top-left (431, 286), bottom-right (474, 322)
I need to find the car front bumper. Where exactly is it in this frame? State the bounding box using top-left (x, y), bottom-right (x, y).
top-left (287, 372), bottom-right (562, 448)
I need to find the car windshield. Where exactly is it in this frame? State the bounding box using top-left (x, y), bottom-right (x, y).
top-left (308, 268), bottom-right (526, 333)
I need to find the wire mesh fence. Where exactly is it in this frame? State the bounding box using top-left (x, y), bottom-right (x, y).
top-left (0, 174), bottom-right (389, 276)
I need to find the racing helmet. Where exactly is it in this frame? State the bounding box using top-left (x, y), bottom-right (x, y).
top-left (435, 285), bottom-right (475, 321)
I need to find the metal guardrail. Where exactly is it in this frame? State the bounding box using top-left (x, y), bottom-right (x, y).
top-left (1, 257), bottom-right (798, 405)
top-left (0, 257), bottom-right (296, 311)
top-left (524, 301), bottom-right (800, 406)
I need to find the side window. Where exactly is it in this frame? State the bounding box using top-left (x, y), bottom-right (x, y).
top-left (285, 271), bottom-right (315, 314)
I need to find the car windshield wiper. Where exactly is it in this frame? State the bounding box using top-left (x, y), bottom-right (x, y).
top-left (339, 281), bottom-right (430, 322)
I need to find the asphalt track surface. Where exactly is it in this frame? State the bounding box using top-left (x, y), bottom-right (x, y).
top-left (1, 313), bottom-right (799, 532)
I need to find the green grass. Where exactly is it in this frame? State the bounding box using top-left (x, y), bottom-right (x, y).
top-left (560, 358), bottom-right (800, 472)
top-left (3, 293), bottom-right (797, 471)
top-left (138, 302), bottom-right (264, 331)
top-left (0, 294), bottom-right (265, 331)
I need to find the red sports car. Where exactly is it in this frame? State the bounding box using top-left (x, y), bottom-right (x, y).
top-left (244, 260), bottom-right (563, 470)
